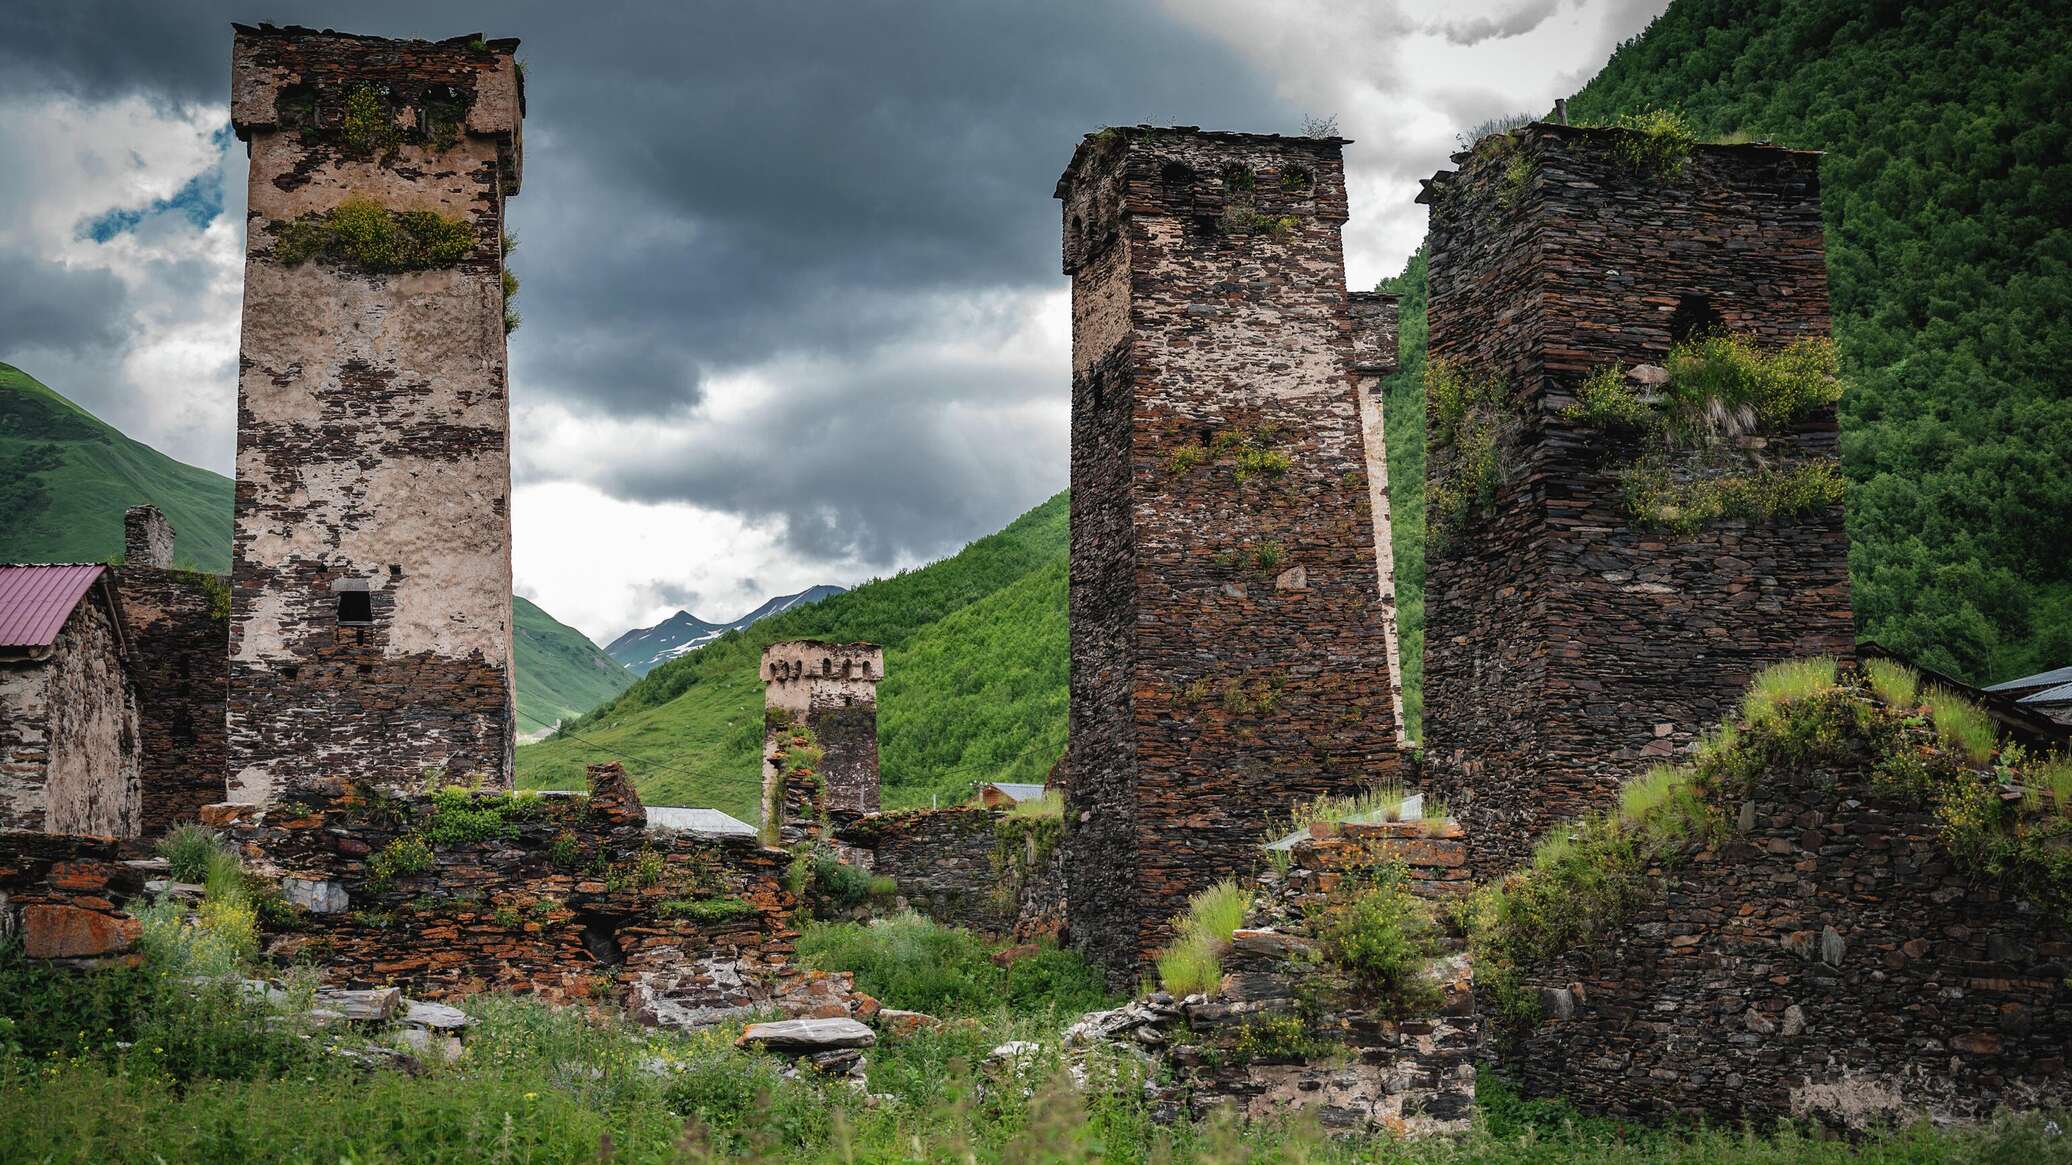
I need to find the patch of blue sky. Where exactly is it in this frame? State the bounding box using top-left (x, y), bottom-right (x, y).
top-left (78, 130), bottom-right (232, 243)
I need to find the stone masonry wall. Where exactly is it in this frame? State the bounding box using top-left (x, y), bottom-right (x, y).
top-left (226, 25), bottom-right (522, 801)
top-left (1077, 820), bottom-right (1476, 1137)
top-left (1057, 127), bottom-right (1406, 986)
top-left (118, 508), bottom-right (229, 835)
top-left (210, 763), bottom-right (803, 1028)
top-left (1420, 124), bottom-right (1853, 878)
top-left (1348, 292), bottom-right (1410, 746)
top-left (0, 831), bottom-right (147, 960)
top-left (1508, 764), bottom-right (2072, 1128)
top-left (840, 806), bottom-right (1066, 940)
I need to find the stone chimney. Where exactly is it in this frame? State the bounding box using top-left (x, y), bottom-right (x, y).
top-left (123, 505), bottom-right (175, 569)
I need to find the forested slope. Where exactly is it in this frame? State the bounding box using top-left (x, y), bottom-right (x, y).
top-left (1563, 0), bottom-right (2072, 683)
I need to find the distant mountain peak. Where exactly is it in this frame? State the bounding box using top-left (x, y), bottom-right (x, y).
top-left (605, 584), bottom-right (846, 675)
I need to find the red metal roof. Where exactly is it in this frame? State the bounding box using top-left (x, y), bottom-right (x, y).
top-left (0, 564), bottom-right (108, 652)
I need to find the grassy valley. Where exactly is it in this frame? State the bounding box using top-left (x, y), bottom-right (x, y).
top-left (513, 597), bottom-right (637, 735)
top-left (516, 492), bottom-right (1069, 818)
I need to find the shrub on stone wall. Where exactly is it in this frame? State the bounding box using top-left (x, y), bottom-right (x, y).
top-left (1425, 358), bottom-right (1522, 544)
top-left (1308, 856), bottom-right (1442, 1012)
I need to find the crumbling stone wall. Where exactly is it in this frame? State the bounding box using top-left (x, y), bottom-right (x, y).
top-left (1056, 127), bottom-right (1406, 986)
top-left (0, 584), bottom-right (140, 837)
top-left (226, 25), bottom-right (523, 802)
top-left (0, 831), bottom-right (147, 959)
top-left (1506, 764), bottom-right (2072, 1127)
top-left (209, 763), bottom-right (802, 1028)
top-left (1176, 822), bottom-right (1476, 1136)
top-left (1077, 820), bottom-right (1476, 1137)
top-left (116, 507), bottom-right (229, 835)
top-left (760, 641), bottom-right (883, 833)
top-left (839, 806), bottom-right (1065, 939)
top-left (1419, 124), bottom-right (1853, 878)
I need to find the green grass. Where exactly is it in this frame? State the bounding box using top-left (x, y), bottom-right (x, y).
top-left (517, 492), bottom-right (1071, 818)
top-left (1741, 656), bottom-right (1839, 725)
top-left (0, 362), bottom-right (232, 570)
top-left (1155, 880), bottom-right (1251, 996)
top-left (1865, 657), bottom-right (1922, 710)
top-left (795, 912), bottom-right (1110, 1019)
top-left (1923, 685), bottom-right (1997, 766)
top-left (513, 596), bottom-right (635, 734)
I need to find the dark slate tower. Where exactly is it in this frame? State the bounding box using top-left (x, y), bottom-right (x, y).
top-left (1418, 123), bottom-right (1853, 878)
top-left (1057, 127), bottom-right (1406, 986)
top-left (226, 26), bottom-right (523, 801)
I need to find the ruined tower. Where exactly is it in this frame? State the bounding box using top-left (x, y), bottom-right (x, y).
top-left (115, 506), bottom-right (230, 833)
top-left (226, 26), bottom-right (523, 800)
top-left (1418, 123), bottom-right (1852, 877)
top-left (1057, 127), bottom-right (1406, 984)
top-left (760, 641), bottom-right (884, 843)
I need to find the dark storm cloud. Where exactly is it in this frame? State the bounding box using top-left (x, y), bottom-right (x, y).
top-left (1, 0), bottom-right (1294, 570)
top-left (1428, 0), bottom-right (1565, 46)
top-left (0, 243), bottom-right (126, 356)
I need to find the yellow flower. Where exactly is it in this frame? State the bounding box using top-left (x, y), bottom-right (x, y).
top-left (523, 1091), bottom-right (539, 1101)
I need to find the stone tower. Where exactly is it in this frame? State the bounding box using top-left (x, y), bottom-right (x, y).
top-left (1418, 123), bottom-right (1853, 878)
top-left (226, 25), bottom-right (523, 801)
top-left (1056, 127), bottom-right (1406, 985)
top-left (760, 641), bottom-right (884, 843)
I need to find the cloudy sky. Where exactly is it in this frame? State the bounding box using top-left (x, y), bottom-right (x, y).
top-left (0, 0), bottom-right (1665, 644)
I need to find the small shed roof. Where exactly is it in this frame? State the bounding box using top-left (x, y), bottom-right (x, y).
top-left (0, 564), bottom-right (111, 654)
top-left (982, 782), bottom-right (1049, 803)
top-left (2017, 681), bottom-right (2072, 707)
top-left (646, 806), bottom-right (758, 837)
top-left (1986, 666), bottom-right (2072, 693)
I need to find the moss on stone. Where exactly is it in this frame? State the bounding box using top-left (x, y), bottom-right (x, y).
top-left (1619, 459), bottom-right (1845, 535)
top-left (271, 198), bottom-right (477, 273)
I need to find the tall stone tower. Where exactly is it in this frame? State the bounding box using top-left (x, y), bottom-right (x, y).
top-left (760, 641), bottom-right (884, 844)
top-left (1056, 127), bottom-right (1405, 985)
top-left (1418, 123), bottom-right (1853, 878)
top-left (226, 26), bottom-right (523, 801)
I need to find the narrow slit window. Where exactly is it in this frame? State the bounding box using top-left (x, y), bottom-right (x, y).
top-left (337, 591), bottom-right (373, 625)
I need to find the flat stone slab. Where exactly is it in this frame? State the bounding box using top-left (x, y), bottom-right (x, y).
top-left (735, 1017), bottom-right (876, 1053)
top-left (316, 986), bottom-right (402, 1022)
top-left (403, 1000), bottom-right (472, 1030)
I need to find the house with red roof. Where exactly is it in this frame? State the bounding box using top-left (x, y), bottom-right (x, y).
top-left (0, 561), bottom-right (141, 837)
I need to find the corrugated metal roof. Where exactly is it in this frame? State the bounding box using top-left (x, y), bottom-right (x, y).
top-left (983, 782), bottom-right (1050, 802)
top-left (2017, 681), bottom-right (2072, 706)
top-left (0, 564), bottom-right (107, 652)
top-left (646, 806), bottom-right (758, 836)
top-left (1986, 666), bottom-right (2072, 692)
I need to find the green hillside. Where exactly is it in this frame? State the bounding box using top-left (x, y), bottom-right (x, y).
top-left (1565, 0), bottom-right (2072, 684)
top-left (1, 362), bottom-right (629, 730)
top-left (0, 362), bottom-right (233, 570)
top-left (513, 596), bottom-right (637, 736)
top-left (515, 492), bottom-right (1070, 818)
